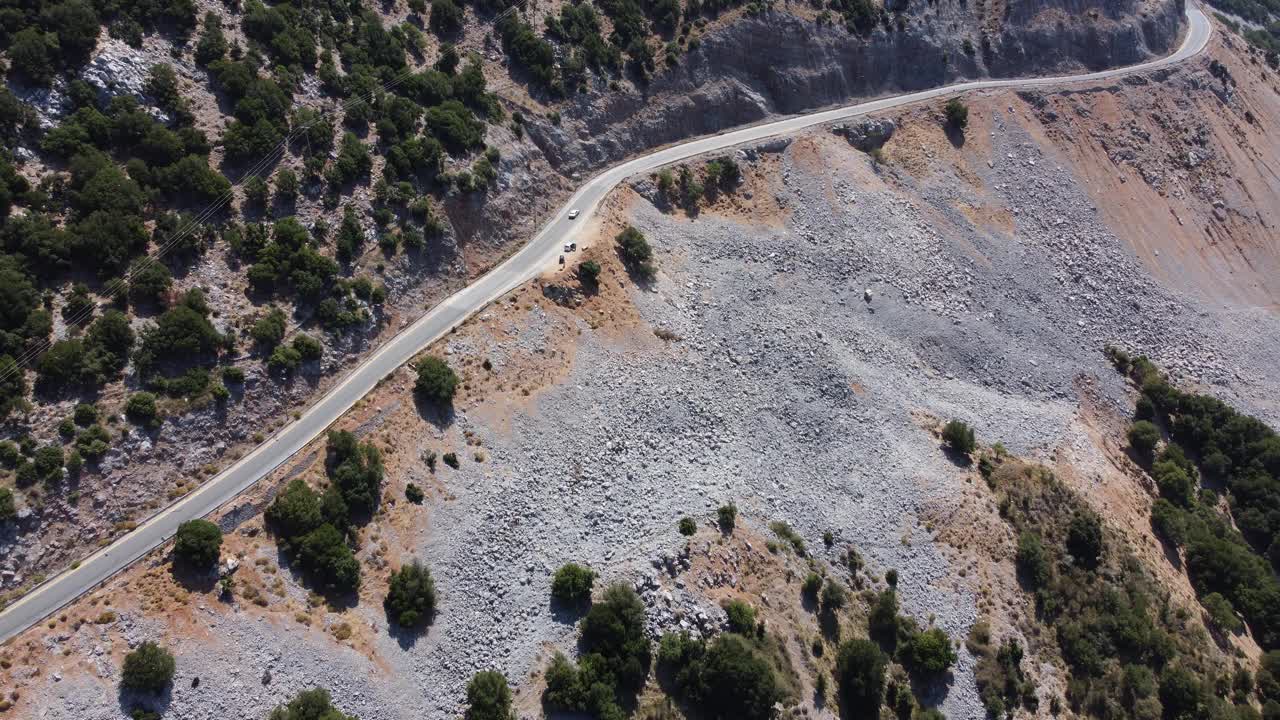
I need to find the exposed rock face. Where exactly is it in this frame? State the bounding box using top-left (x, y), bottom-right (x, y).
top-left (833, 117), bottom-right (897, 151)
top-left (527, 0), bottom-right (1185, 173)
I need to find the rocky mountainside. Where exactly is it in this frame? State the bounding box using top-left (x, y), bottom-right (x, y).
top-left (6, 11), bottom-right (1280, 720)
top-left (527, 0), bottom-right (1186, 171)
top-left (0, 0), bottom-right (1191, 606)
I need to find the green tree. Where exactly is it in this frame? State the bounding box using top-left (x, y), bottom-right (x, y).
top-left (551, 563), bottom-right (595, 608)
top-left (1160, 666), bottom-right (1208, 719)
top-left (414, 356), bottom-right (458, 405)
top-left (430, 0), bottom-right (464, 34)
top-left (384, 560), bottom-right (437, 628)
top-left (266, 479), bottom-right (323, 540)
top-left (128, 260), bottom-right (173, 305)
top-left (326, 430), bottom-right (383, 516)
top-left (723, 599), bottom-right (756, 634)
top-left (0, 487), bottom-right (15, 521)
top-left (1128, 420), bottom-right (1160, 464)
top-left (836, 638), bottom-right (886, 716)
top-left (1203, 592), bottom-right (1243, 633)
top-left (120, 641), bottom-right (175, 693)
top-left (296, 523), bottom-right (360, 593)
top-left (173, 519), bottom-right (222, 569)
top-left (466, 671), bottom-right (514, 720)
top-left (616, 226), bottom-right (655, 279)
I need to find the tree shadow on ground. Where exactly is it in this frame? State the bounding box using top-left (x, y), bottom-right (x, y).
top-left (412, 394), bottom-right (455, 430)
top-left (167, 560), bottom-right (218, 594)
top-left (549, 597), bottom-right (589, 626)
top-left (941, 445), bottom-right (971, 468)
top-left (117, 683), bottom-right (172, 719)
top-left (386, 614), bottom-right (434, 650)
top-left (944, 125), bottom-right (967, 149)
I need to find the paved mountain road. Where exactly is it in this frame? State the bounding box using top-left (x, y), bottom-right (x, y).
top-left (0, 4), bottom-right (1211, 644)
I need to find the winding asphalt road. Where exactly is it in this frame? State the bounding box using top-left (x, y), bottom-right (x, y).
top-left (0, 4), bottom-right (1211, 644)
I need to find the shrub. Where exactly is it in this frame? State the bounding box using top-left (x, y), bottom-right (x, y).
top-left (942, 419), bottom-right (975, 455)
top-left (577, 259), bottom-right (602, 287)
top-left (723, 600), bottom-right (755, 634)
top-left (33, 445), bottom-right (64, 483)
top-left (251, 307), bottom-right (288, 348)
top-left (0, 488), bottom-right (14, 521)
top-left (425, 100), bottom-right (486, 153)
top-left (414, 356), bottom-right (458, 405)
top-left (551, 563), bottom-right (595, 607)
top-left (836, 638), bottom-right (886, 715)
top-left (133, 290), bottom-right (223, 373)
top-left (1128, 421), bottom-right (1160, 463)
top-left (678, 516), bottom-right (696, 535)
top-left (405, 483), bottom-right (425, 504)
top-left (120, 641), bottom-right (175, 693)
top-left (268, 688), bottom-right (355, 720)
top-left (821, 581), bottom-right (847, 611)
top-left (802, 572), bottom-right (823, 599)
top-left (1015, 532), bottom-right (1051, 588)
top-left (869, 590), bottom-right (899, 644)
top-left (717, 503), bottom-right (737, 531)
top-left (74, 403), bottom-right (98, 426)
top-left (466, 671), bottom-right (514, 720)
top-left (1151, 498), bottom-right (1187, 546)
top-left (1153, 459), bottom-right (1197, 507)
top-left (292, 334), bottom-right (322, 361)
top-left (902, 627), bottom-right (957, 676)
top-left (173, 519), bottom-right (222, 569)
top-left (125, 392), bottom-right (159, 428)
top-left (944, 98), bottom-right (969, 130)
top-left (384, 560), bottom-right (437, 628)
top-left (268, 344), bottom-right (302, 373)
top-left (195, 12), bottom-right (227, 65)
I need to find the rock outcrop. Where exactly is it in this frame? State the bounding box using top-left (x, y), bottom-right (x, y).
top-left (527, 0), bottom-right (1185, 172)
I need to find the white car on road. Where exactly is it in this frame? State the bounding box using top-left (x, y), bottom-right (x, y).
top-left (568, 209), bottom-right (580, 219)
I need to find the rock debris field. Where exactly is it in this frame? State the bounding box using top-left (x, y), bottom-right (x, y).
top-left (31, 114), bottom-right (1280, 720)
